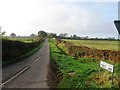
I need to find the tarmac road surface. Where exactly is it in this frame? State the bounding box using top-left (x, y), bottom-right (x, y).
top-left (2, 39), bottom-right (50, 88)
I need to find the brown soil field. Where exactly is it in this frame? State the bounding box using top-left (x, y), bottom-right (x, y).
top-left (56, 39), bottom-right (120, 63)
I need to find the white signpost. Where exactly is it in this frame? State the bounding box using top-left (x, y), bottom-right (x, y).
top-left (100, 61), bottom-right (114, 84)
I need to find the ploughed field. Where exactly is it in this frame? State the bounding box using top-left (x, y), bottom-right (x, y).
top-left (63, 39), bottom-right (119, 51)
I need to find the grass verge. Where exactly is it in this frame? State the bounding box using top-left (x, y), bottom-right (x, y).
top-left (49, 39), bottom-right (120, 88)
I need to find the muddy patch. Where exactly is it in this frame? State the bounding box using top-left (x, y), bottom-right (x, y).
top-left (56, 38), bottom-right (120, 63)
top-left (47, 60), bottom-right (63, 88)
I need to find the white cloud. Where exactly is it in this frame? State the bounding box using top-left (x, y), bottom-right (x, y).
top-left (57, 0), bottom-right (119, 2)
top-left (0, 0), bottom-right (55, 35)
top-left (0, 0), bottom-right (118, 38)
top-left (43, 4), bottom-right (89, 34)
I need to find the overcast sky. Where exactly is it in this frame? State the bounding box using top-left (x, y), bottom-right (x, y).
top-left (0, 0), bottom-right (119, 38)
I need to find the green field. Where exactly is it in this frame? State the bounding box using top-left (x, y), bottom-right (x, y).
top-left (63, 39), bottom-right (119, 51)
top-left (49, 39), bottom-right (120, 88)
top-left (2, 36), bottom-right (37, 43)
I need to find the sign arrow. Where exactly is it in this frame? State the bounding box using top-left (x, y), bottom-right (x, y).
top-left (114, 20), bottom-right (120, 35)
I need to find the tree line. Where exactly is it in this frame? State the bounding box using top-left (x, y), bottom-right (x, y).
top-left (1, 30), bottom-right (119, 40)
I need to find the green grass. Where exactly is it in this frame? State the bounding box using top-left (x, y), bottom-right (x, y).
top-left (2, 36), bottom-right (36, 43)
top-left (63, 39), bottom-right (119, 51)
top-left (49, 39), bottom-right (120, 88)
